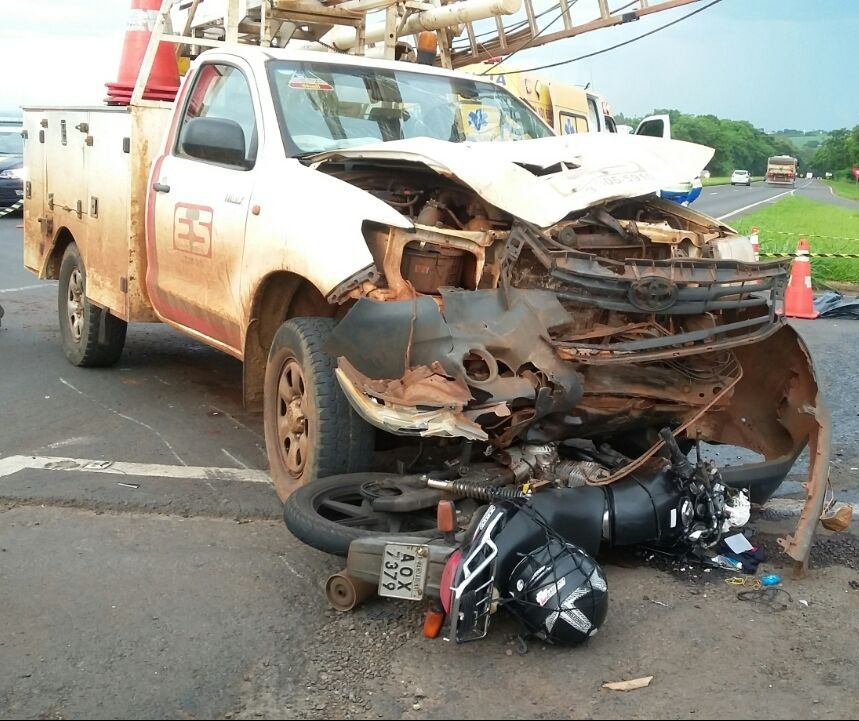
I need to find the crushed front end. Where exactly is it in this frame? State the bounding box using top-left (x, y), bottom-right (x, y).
top-left (317, 147), bottom-right (830, 574)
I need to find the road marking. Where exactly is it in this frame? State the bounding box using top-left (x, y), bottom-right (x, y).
top-left (222, 448), bottom-right (252, 470)
top-left (709, 191), bottom-right (719, 195)
top-left (209, 405), bottom-right (265, 441)
top-left (717, 188), bottom-right (796, 220)
top-left (0, 454), bottom-right (272, 484)
top-left (280, 556), bottom-right (310, 582)
top-left (0, 283), bottom-right (55, 294)
top-left (59, 377), bottom-right (187, 466)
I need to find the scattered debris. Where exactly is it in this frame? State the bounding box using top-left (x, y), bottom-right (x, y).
top-left (813, 291), bottom-right (859, 319)
top-left (821, 504), bottom-right (853, 533)
top-left (724, 533), bottom-right (754, 555)
top-left (799, 599), bottom-right (809, 608)
top-left (603, 676), bottom-right (654, 692)
top-left (117, 482), bottom-right (140, 489)
top-left (737, 587), bottom-right (793, 612)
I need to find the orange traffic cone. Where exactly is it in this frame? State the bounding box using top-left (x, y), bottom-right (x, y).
top-left (749, 226), bottom-right (760, 261)
top-left (783, 238), bottom-right (819, 319)
top-left (105, 0), bottom-right (180, 105)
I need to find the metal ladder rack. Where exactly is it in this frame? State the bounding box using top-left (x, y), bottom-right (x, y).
top-left (132, 0), bottom-right (705, 103)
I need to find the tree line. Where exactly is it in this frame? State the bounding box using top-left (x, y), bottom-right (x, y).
top-left (614, 109), bottom-right (797, 176)
top-left (809, 125), bottom-right (859, 178)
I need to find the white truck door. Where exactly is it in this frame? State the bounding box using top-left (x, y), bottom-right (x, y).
top-left (148, 62), bottom-right (260, 354)
top-left (634, 114), bottom-right (672, 139)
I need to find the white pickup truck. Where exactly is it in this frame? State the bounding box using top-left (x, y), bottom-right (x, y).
top-left (21, 45), bottom-right (829, 569)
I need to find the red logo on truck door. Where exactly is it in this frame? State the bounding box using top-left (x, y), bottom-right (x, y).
top-left (173, 203), bottom-right (213, 257)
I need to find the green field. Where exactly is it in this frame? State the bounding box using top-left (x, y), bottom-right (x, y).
top-left (825, 178), bottom-right (859, 202)
top-left (774, 132), bottom-right (829, 150)
top-left (731, 195), bottom-right (859, 285)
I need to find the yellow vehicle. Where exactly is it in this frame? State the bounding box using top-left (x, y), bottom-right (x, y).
top-left (462, 62), bottom-right (615, 135)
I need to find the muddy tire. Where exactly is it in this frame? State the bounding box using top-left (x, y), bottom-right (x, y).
top-left (283, 474), bottom-right (440, 556)
top-left (58, 243), bottom-right (127, 367)
top-left (264, 317), bottom-right (374, 501)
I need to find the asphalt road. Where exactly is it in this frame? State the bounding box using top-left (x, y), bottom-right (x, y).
top-left (2, 213), bottom-right (859, 719)
top-left (693, 178), bottom-right (813, 221)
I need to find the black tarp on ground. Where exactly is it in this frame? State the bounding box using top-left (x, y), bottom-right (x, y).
top-left (813, 292), bottom-right (859, 319)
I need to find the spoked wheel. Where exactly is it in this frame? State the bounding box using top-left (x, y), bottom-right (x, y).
top-left (283, 474), bottom-right (442, 556)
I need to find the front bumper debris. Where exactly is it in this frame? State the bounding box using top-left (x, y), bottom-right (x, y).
top-left (327, 254), bottom-right (828, 572)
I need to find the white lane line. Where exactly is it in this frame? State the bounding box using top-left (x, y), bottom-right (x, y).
top-left (0, 283), bottom-right (55, 294)
top-left (59, 377), bottom-right (188, 466)
top-left (209, 405), bottom-right (265, 441)
top-left (280, 556), bottom-right (310, 582)
top-left (222, 448), bottom-right (252, 470)
top-left (38, 436), bottom-right (98, 451)
top-left (709, 191), bottom-right (719, 195)
top-left (0, 454), bottom-right (271, 484)
top-left (717, 187), bottom-right (796, 220)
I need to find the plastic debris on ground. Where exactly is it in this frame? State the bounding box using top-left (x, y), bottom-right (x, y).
top-left (813, 291), bottom-right (859, 319)
top-left (603, 676), bottom-right (654, 692)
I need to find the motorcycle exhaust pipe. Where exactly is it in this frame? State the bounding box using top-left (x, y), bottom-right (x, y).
top-left (326, 571), bottom-right (377, 612)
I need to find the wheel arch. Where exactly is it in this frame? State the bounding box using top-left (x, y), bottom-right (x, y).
top-left (242, 270), bottom-right (337, 410)
top-left (43, 226), bottom-right (77, 279)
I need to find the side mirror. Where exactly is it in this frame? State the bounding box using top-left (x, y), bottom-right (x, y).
top-left (180, 117), bottom-right (248, 168)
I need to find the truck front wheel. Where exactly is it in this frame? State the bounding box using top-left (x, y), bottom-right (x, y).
top-left (263, 317), bottom-right (374, 500)
top-left (58, 243), bottom-right (127, 367)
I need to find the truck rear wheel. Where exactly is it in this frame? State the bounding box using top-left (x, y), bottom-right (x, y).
top-left (58, 243), bottom-right (127, 367)
top-left (263, 317), bottom-right (375, 500)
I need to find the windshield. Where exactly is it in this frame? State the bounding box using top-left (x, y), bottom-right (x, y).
top-left (268, 60), bottom-right (553, 155)
top-left (0, 129), bottom-right (23, 155)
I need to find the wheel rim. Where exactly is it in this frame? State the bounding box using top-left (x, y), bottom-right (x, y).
top-left (310, 483), bottom-right (439, 534)
top-left (67, 267), bottom-right (85, 341)
top-left (276, 358), bottom-right (309, 478)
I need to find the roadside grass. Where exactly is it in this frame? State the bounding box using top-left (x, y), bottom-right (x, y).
top-left (825, 178), bottom-right (859, 202)
top-left (702, 176), bottom-right (763, 186)
top-left (731, 195), bottom-right (859, 285)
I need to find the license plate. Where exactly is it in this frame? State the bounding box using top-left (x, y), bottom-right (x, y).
top-left (378, 543), bottom-right (428, 601)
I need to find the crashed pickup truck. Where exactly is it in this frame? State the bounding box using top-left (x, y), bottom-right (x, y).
top-left (22, 47), bottom-right (828, 580)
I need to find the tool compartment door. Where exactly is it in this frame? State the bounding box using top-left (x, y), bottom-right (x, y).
top-left (22, 112), bottom-right (46, 275)
top-left (83, 109), bottom-right (134, 318)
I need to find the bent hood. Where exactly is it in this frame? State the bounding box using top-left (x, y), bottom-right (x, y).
top-left (310, 133), bottom-right (714, 228)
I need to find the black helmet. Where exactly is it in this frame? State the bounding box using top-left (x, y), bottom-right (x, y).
top-left (504, 539), bottom-right (608, 645)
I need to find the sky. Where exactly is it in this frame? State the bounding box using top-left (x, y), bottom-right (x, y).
top-left (0, 0), bottom-right (856, 131)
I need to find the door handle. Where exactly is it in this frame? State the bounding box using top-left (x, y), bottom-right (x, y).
top-left (153, 182), bottom-right (171, 193)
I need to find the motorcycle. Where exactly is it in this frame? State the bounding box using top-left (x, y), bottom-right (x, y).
top-left (288, 429), bottom-right (750, 646)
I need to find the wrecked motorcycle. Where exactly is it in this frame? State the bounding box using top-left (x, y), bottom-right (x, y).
top-left (287, 430), bottom-right (752, 644)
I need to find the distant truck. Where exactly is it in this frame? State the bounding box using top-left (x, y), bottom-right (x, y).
top-left (766, 155), bottom-right (798, 186)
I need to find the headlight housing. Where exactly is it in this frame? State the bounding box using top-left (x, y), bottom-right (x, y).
top-left (0, 167), bottom-right (24, 180)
